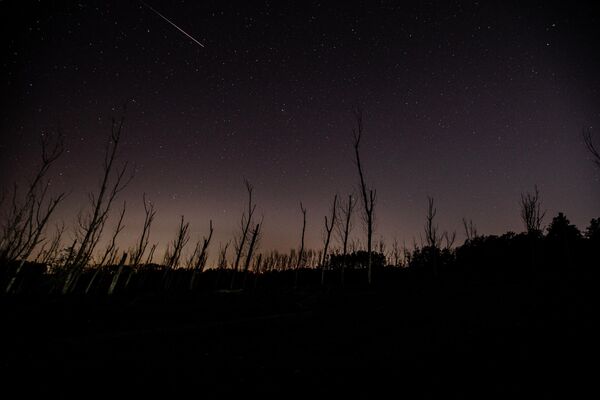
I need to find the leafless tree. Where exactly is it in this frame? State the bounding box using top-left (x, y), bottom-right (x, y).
top-left (335, 194), bottom-right (356, 255)
top-left (321, 194), bottom-right (338, 286)
top-left (352, 108), bottom-right (376, 284)
top-left (189, 220), bottom-right (214, 290)
top-left (335, 194), bottom-right (355, 285)
top-left (97, 201), bottom-right (127, 268)
top-left (145, 243), bottom-right (157, 265)
top-left (520, 186), bottom-right (546, 234)
top-left (425, 196), bottom-right (441, 248)
top-left (583, 128), bottom-right (600, 169)
top-left (294, 202), bottom-right (307, 288)
top-left (231, 179), bottom-right (256, 289)
top-left (462, 218), bottom-right (478, 241)
top-left (241, 223), bottom-right (261, 290)
top-left (62, 116), bottom-right (132, 294)
top-left (129, 193), bottom-right (156, 266)
top-left (1, 131), bottom-right (65, 265)
top-left (217, 241), bottom-right (230, 270)
top-left (163, 215), bottom-right (190, 269)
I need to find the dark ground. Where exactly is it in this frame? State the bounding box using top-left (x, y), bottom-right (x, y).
top-left (1, 268), bottom-right (595, 398)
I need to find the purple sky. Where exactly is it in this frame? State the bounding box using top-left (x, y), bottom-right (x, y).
top-left (2, 1), bottom-right (599, 263)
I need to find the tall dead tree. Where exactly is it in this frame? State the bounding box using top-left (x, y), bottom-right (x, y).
top-left (62, 116), bottom-right (132, 294)
top-left (425, 196), bottom-right (441, 248)
top-left (163, 215), bottom-right (190, 269)
top-left (352, 108), bottom-right (376, 284)
top-left (336, 194), bottom-right (356, 286)
top-left (294, 202), bottom-right (307, 288)
top-left (321, 194), bottom-right (338, 286)
top-left (520, 186), bottom-right (546, 235)
top-left (230, 179), bottom-right (256, 289)
top-left (189, 220), bottom-right (214, 290)
top-left (241, 223), bottom-right (261, 290)
top-left (97, 201), bottom-right (127, 268)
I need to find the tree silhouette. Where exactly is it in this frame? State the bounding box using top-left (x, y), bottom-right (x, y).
top-left (295, 202), bottom-right (307, 288)
top-left (129, 193), bottom-right (157, 266)
top-left (321, 194), bottom-right (338, 286)
top-left (352, 108), bottom-right (376, 284)
top-left (189, 220), bottom-right (214, 290)
top-left (61, 115), bottom-right (133, 294)
top-left (163, 215), bottom-right (190, 269)
top-left (520, 185), bottom-right (546, 235)
top-left (546, 212), bottom-right (581, 242)
top-left (1, 130), bottom-right (65, 267)
top-left (583, 128), bottom-right (600, 169)
top-left (336, 194), bottom-right (356, 285)
top-left (231, 179), bottom-right (256, 289)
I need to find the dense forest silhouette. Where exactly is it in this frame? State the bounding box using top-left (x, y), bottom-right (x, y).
top-left (1, 113), bottom-right (599, 396)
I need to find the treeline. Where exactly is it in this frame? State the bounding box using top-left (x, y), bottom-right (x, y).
top-left (1, 112), bottom-right (599, 296)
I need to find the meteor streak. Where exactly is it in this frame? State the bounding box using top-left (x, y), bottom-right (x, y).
top-left (140, 0), bottom-right (205, 48)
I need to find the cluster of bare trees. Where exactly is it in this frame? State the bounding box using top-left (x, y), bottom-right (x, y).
top-left (4, 110), bottom-right (599, 295)
top-left (2, 132), bottom-right (66, 293)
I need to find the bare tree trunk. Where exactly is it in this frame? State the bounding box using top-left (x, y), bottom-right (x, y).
top-left (241, 224), bottom-right (261, 290)
top-left (352, 108), bottom-right (376, 285)
top-left (321, 195), bottom-right (338, 286)
top-left (336, 194), bottom-right (355, 286)
top-left (129, 193), bottom-right (156, 266)
top-left (162, 216), bottom-right (190, 290)
top-left (294, 202), bottom-right (307, 289)
top-left (190, 220), bottom-right (214, 291)
top-left (231, 180), bottom-right (256, 289)
top-left (63, 115), bottom-right (132, 294)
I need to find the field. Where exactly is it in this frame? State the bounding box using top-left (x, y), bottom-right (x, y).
top-left (2, 266), bottom-right (594, 397)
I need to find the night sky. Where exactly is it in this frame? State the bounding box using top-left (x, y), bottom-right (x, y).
top-left (2, 1), bottom-right (599, 261)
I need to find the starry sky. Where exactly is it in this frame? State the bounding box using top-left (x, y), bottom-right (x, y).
top-left (2, 0), bottom-right (599, 261)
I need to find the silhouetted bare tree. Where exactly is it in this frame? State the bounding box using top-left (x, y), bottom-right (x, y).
top-left (163, 215), bottom-right (190, 269)
top-left (1, 131), bottom-right (65, 267)
top-left (295, 202), bottom-right (307, 288)
top-left (129, 193), bottom-right (156, 266)
top-left (97, 201), bottom-right (127, 268)
top-left (321, 194), bottom-right (338, 286)
top-left (189, 220), bottom-right (214, 290)
top-left (335, 194), bottom-right (355, 285)
top-left (231, 179), bottom-right (256, 289)
top-left (583, 128), bottom-right (600, 169)
top-left (462, 218), bottom-right (478, 241)
top-left (520, 186), bottom-right (546, 234)
top-left (425, 197), bottom-right (441, 248)
top-left (62, 116), bottom-right (132, 294)
top-left (241, 222), bottom-right (261, 289)
top-left (352, 108), bottom-right (376, 284)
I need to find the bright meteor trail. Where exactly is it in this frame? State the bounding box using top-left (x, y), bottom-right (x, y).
top-left (140, 0), bottom-right (205, 48)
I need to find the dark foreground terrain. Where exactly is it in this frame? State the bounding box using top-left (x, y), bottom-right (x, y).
top-left (1, 265), bottom-right (595, 398)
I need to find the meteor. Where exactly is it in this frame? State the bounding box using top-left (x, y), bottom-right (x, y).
top-left (140, 0), bottom-right (205, 48)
